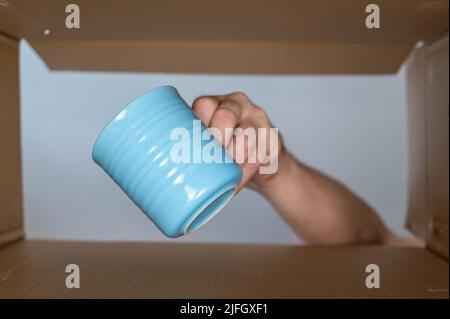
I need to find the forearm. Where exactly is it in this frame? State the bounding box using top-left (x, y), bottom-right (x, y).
top-left (191, 92), bottom-right (395, 245)
top-left (255, 151), bottom-right (390, 245)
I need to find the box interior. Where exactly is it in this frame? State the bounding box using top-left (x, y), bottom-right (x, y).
top-left (0, 1), bottom-right (448, 298)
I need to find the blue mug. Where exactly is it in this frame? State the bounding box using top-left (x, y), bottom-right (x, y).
top-left (92, 86), bottom-right (242, 237)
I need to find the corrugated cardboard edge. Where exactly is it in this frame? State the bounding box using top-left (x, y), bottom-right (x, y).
top-left (28, 40), bottom-right (412, 74)
top-left (0, 32), bottom-right (24, 247)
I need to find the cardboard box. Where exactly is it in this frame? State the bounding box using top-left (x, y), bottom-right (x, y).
top-left (0, 1), bottom-right (448, 298)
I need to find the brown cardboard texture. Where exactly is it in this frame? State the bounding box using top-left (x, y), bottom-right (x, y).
top-left (405, 35), bottom-right (449, 259)
top-left (423, 37), bottom-right (449, 258)
top-left (29, 41), bottom-right (413, 75)
top-left (0, 0), bottom-right (448, 74)
top-left (405, 42), bottom-right (429, 240)
top-left (0, 33), bottom-right (23, 247)
top-left (0, 241), bottom-right (448, 299)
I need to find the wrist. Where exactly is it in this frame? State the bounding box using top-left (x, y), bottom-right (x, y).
top-left (252, 148), bottom-right (298, 194)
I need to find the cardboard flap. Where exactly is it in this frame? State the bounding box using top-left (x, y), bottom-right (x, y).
top-left (0, 33), bottom-right (24, 247)
top-left (0, 0), bottom-right (448, 73)
top-left (423, 36), bottom-right (449, 259)
top-left (28, 40), bottom-right (413, 74)
top-left (405, 35), bottom-right (449, 259)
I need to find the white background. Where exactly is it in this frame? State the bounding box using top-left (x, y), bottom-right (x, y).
top-left (20, 40), bottom-right (409, 244)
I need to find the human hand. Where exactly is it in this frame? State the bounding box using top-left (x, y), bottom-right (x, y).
top-left (192, 92), bottom-right (284, 192)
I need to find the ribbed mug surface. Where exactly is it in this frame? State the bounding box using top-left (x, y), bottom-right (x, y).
top-left (92, 86), bottom-right (242, 237)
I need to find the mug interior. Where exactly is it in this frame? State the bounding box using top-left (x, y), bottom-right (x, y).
top-left (184, 187), bottom-right (236, 234)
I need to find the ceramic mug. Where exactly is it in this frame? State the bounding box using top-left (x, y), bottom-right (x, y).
top-left (92, 86), bottom-right (242, 237)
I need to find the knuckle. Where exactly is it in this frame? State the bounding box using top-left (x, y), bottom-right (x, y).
top-left (192, 96), bottom-right (214, 112)
top-left (252, 105), bottom-right (268, 119)
top-left (213, 108), bottom-right (238, 126)
top-left (230, 91), bottom-right (248, 101)
top-left (252, 105), bottom-right (264, 113)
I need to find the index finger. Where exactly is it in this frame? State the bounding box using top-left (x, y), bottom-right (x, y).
top-left (192, 96), bottom-right (222, 126)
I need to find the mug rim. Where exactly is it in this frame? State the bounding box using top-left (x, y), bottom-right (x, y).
top-left (182, 185), bottom-right (237, 236)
